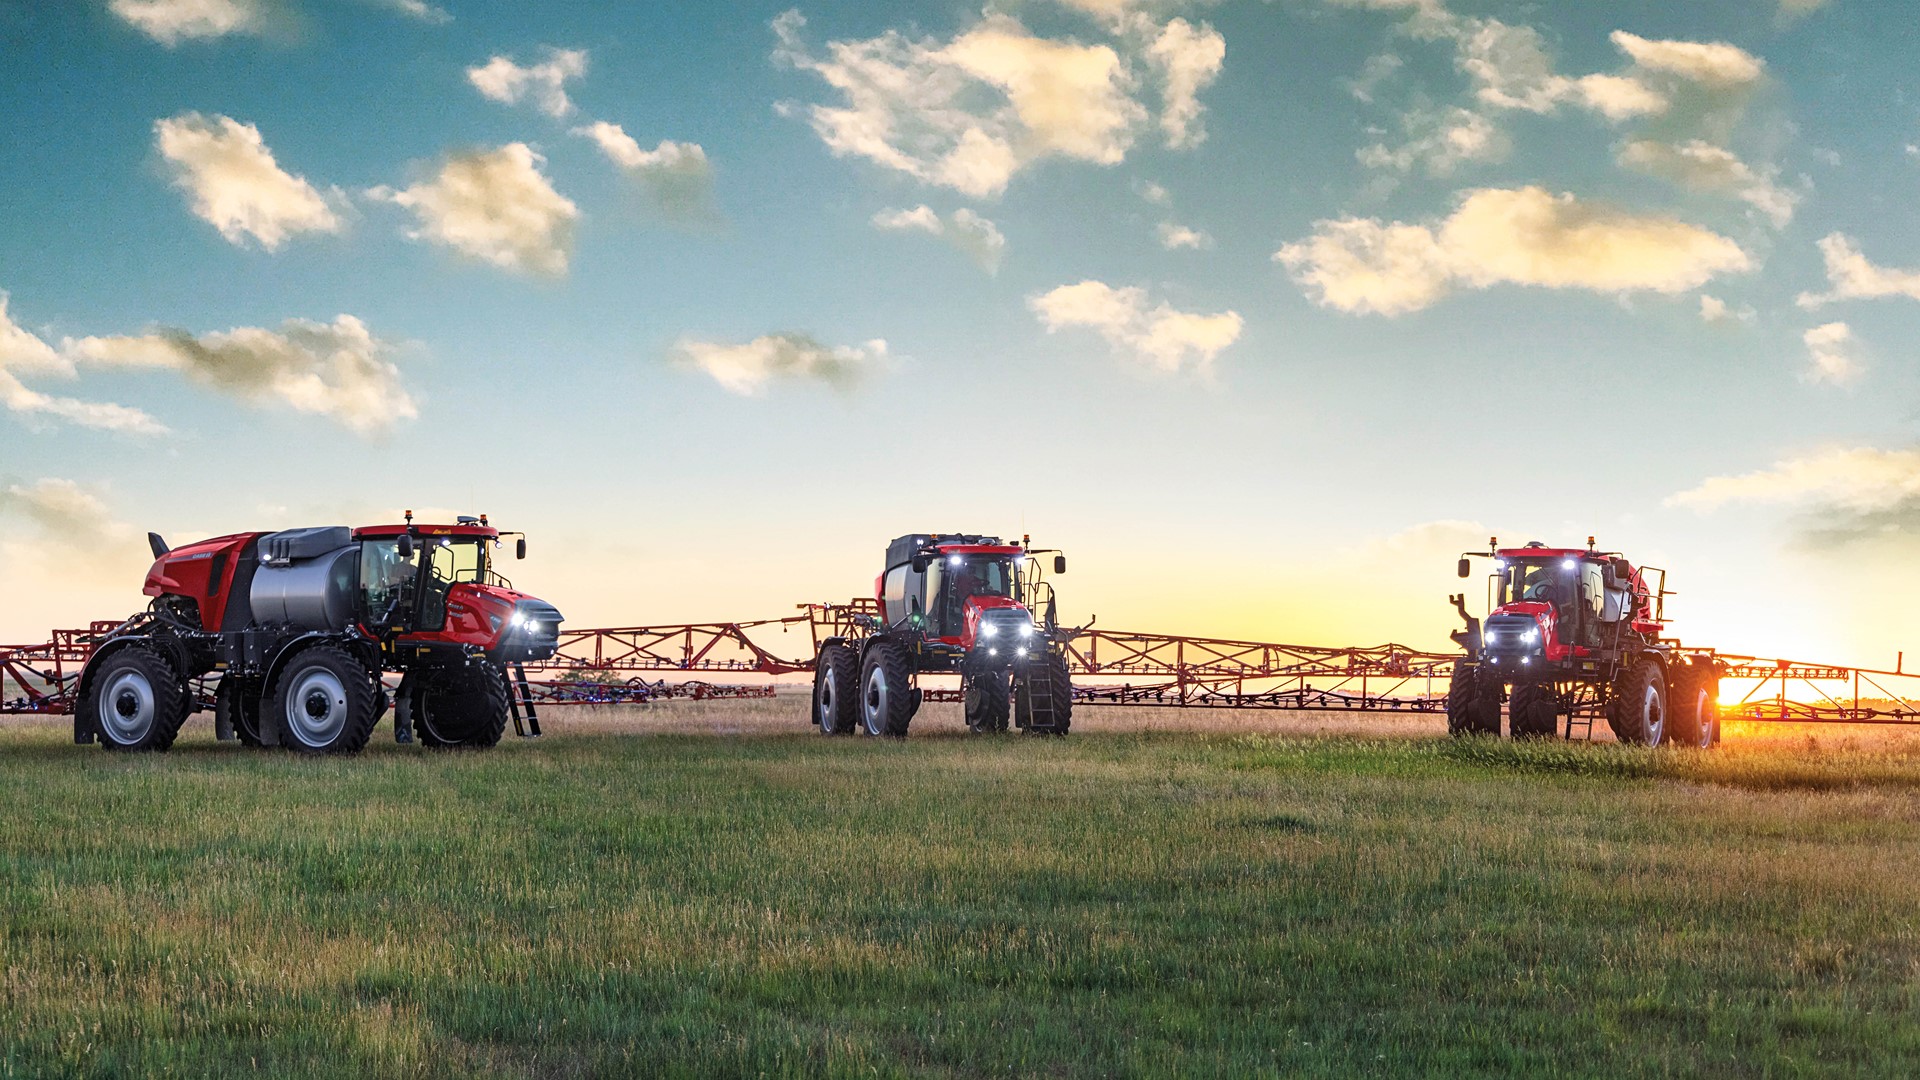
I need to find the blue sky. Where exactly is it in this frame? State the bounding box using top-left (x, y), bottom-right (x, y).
top-left (2, 0), bottom-right (1918, 665)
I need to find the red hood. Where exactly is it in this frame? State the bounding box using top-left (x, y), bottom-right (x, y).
top-left (960, 594), bottom-right (1029, 649)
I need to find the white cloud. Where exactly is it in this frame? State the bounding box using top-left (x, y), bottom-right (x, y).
top-left (1609, 32), bottom-right (1765, 88)
top-left (1146, 17), bottom-right (1224, 149)
top-left (1443, 17), bottom-right (1668, 121)
top-left (1276, 186), bottom-right (1751, 316)
top-left (369, 144), bottom-right (578, 275)
top-left (1669, 445), bottom-right (1920, 512)
top-left (467, 48), bottom-right (589, 118)
top-left (1357, 105), bottom-right (1508, 176)
top-left (154, 112), bottom-right (344, 251)
top-left (572, 121), bottom-right (715, 219)
top-left (872, 205), bottom-right (1006, 273)
top-left (1698, 294), bottom-right (1754, 323)
top-left (1134, 179), bottom-right (1171, 205)
top-left (110, 0), bottom-right (264, 45)
top-left (1801, 322), bottom-right (1862, 385)
top-left (0, 293), bottom-right (168, 436)
top-left (380, 0), bottom-right (450, 23)
top-left (1029, 280), bottom-right (1242, 373)
top-left (1618, 139), bottom-right (1799, 227)
top-left (1156, 222), bottom-right (1212, 250)
top-left (773, 9), bottom-right (1154, 198)
top-left (64, 314), bottom-right (418, 435)
top-left (0, 480), bottom-right (125, 541)
top-left (1797, 233), bottom-right (1920, 308)
top-left (671, 333), bottom-right (888, 395)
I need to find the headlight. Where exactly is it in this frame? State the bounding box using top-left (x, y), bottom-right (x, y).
top-left (1522, 629), bottom-right (1537, 643)
top-left (981, 623), bottom-right (997, 638)
top-left (1018, 623), bottom-right (1034, 638)
top-left (510, 611), bottom-right (526, 627)
top-left (525, 621), bottom-right (541, 634)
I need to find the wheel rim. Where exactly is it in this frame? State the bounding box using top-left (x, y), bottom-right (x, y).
top-left (99, 668), bottom-right (155, 744)
top-left (1694, 689), bottom-right (1712, 748)
top-left (1643, 682), bottom-right (1665, 745)
top-left (816, 669), bottom-right (837, 733)
top-left (285, 665), bottom-right (349, 748)
top-left (864, 664), bottom-right (889, 735)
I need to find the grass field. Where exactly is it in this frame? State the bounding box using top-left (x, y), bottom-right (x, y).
top-left (3, 700), bottom-right (1919, 1077)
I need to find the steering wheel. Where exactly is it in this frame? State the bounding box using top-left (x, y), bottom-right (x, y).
top-left (1523, 581), bottom-right (1552, 601)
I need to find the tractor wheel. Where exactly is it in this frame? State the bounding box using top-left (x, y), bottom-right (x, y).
top-left (216, 676), bottom-right (265, 747)
top-left (964, 668), bottom-right (1011, 734)
top-left (1445, 663), bottom-right (1502, 737)
top-left (1017, 652), bottom-right (1073, 736)
top-left (269, 644), bottom-right (378, 755)
top-left (812, 642), bottom-right (860, 735)
top-left (88, 644), bottom-right (189, 752)
top-left (1508, 681), bottom-right (1560, 740)
top-left (1606, 657), bottom-right (1668, 747)
top-left (859, 642), bottom-right (916, 738)
top-left (416, 663), bottom-right (511, 749)
top-left (1669, 657), bottom-right (1719, 750)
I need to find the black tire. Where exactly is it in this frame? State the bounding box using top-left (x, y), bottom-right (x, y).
top-left (859, 642), bottom-right (916, 738)
top-left (269, 643), bottom-right (378, 755)
top-left (416, 662), bottom-right (511, 749)
top-left (1508, 681), bottom-right (1560, 740)
top-left (963, 668), bottom-right (1011, 734)
top-left (1669, 657), bottom-right (1719, 750)
top-left (1606, 656), bottom-right (1668, 747)
top-left (216, 676), bottom-right (265, 747)
top-left (1446, 662), bottom-right (1502, 737)
top-left (1017, 651), bottom-right (1073, 735)
top-left (88, 644), bottom-right (189, 752)
top-left (813, 642), bottom-right (860, 735)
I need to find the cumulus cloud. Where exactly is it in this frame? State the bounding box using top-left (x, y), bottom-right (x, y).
top-left (1134, 179), bottom-right (1171, 205)
top-left (1357, 105), bottom-right (1508, 176)
top-left (154, 112), bottom-right (344, 250)
top-left (64, 314), bottom-right (417, 434)
top-left (1029, 281), bottom-right (1242, 373)
top-left (1155, 222), bottom-right (1212, 250)
top-left (1145, 17), bottom-right (1225, 149)
top-left (1275, 186), bottom-right (1751, 316)
top-left (1801, 322), bottom-right (1863, 385)
top-left (1618, 139), bottom-right (1798, 227)
top-left (0, 293), bottom-right (168, 436)
top-left (1797, 233), bottom-right (1920, 308)
top-left (467, 48), bottom-right (589, 118)
top-left (0, 479), bottom-right (126, 543)
top-left (571, 121), bottom-right (716, 220)
top-left (671, 333), bottom-right (888, 395)
top-left (1610, 32), bottom-right (1765, 88)
top-left (369, 144), bottom-right (578, 275)
top-left (110, 0), bottom-right (266, 45)
top-left (1669, 444), bottom-right (1920, 549)
top-left (380, 0), bottom-right (449, 23)
top-left (774, 9), bottom-right (1166, 198)
top-left (872, 205), bottom-right (1007, 273)
top-left (1698, 295), bottom-right (1754, 323)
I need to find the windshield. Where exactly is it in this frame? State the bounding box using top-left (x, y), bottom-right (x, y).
top-left (1497, 559), bottom-right (1573, 607)
top-left (927, 555), bottom-right (1013, 636)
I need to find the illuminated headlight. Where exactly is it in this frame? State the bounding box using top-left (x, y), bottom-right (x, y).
top-left (510, 611), bottom-right (526, 627)
top-left (1520, 657), bottom-right (1531, 665)
top-left (525, 621), bottom-right (541, 634)
top-left (981, 623), bottom-right (997, 638)
top-left (989, 647), bottom-right (998, 657)
top-left (1561, 559), bottom-right (1575, 570)
top-left (1522, 629), bottom-right (1538, 644)
top-left (1018, 623), bottom-right (1033, 638)
top-left (949, 554), bottom-right (963, 566)
top-left (1016, 647), bottom-right (1028, 658)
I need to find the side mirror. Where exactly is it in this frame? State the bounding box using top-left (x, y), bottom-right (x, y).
top-left (910, 555), bottom-right (928, 573)
top-left (397, 534), bottom-right (415, 560)
top-left (1457, 558), bottom-right (1471, 579)
top-left (515, 538), bottom-right (527, 560)
top-left (1053, 555), bottom-right (1067, 574)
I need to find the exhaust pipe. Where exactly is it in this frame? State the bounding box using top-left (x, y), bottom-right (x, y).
top-left (148, 532), bottom-right (170, 558)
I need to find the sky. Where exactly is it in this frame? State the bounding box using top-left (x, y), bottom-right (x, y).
top-left (2, 0), bottom-right (1918, 669)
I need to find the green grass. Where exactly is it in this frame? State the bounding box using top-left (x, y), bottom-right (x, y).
top-left (3, 710), bottom-right (1919, 1078)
